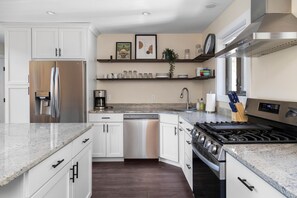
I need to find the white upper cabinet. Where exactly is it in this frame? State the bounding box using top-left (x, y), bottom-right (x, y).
top-left (32, 28), bottom-right (86, 59)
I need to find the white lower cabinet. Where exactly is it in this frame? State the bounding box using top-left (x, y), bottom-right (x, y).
top-left (89, 114), bottom-right (124, 158)
top-left (159, 114), bottom-right (179, 163)
top-left (226, 153), bottom-right (285, 198)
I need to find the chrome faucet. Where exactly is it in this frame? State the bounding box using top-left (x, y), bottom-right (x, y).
top-left (180, 87), bottom-right (190, 110)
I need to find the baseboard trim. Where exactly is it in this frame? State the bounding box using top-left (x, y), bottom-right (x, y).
top-left (92, 157), bottom-right (124, 162)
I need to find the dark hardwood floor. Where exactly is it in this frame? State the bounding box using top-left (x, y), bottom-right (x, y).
top-left (92, 160), bottom-right (193, 198)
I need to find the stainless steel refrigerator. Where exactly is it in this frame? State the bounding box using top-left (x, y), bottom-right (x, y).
top-left (29, 61), bottom-right (86, 123)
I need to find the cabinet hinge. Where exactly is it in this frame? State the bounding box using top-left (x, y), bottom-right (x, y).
top-left (3, 67), bottom-right (5, 71)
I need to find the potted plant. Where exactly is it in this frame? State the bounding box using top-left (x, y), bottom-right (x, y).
top-left (162, 48), bottom-right (179, 78)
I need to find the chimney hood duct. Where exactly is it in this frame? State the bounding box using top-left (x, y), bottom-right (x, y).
top-left (215, 0), bottom-right (297, 58)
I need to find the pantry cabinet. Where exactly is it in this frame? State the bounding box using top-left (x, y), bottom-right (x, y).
top-left (226, 153), bottom-right (285, 198)
top-left (89, 114), bottom-right (124, 158)
top-left (32, 28), bottom-right (86, 59)
top-left (159, 114), bottom-right (179, 163)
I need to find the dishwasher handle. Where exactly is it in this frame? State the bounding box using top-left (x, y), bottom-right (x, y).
top-left (124, 114), bottom-right (159, 120)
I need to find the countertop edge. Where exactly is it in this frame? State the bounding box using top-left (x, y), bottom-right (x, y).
top-left (223, 146), bottom-right (296, 198)
top-left (0, 125), bottom-right (93, 187)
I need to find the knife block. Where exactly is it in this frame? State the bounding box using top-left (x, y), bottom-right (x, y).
top-left (231, 103), bottom-right (248, 122)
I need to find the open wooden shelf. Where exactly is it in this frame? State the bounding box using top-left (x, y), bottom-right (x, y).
top-left (96, 76), bottom-right (215, 81)
top-left (97, 54), bottom-right (214, 63)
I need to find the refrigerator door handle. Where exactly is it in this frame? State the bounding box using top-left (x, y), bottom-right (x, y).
top-left (55, 67), bottom-right (61, 120)
top-left (50, 67), bottom-right (56, 118)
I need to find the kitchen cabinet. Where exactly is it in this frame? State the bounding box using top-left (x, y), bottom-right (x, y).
top-left (4, 28), bottom-right (31, 123)
top-left (226, 153), bottom-right (285, 198)
top-left (159, 114), bottom-right (179, 163)
top-left (32, 28), bottom-right (86, 59)
top-left (89, 114), bottom-right (124, 158)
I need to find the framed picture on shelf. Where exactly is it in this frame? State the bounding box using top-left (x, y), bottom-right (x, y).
top-left (135, 34), bottom-right (157, 59)
top-left (116, 42), bottom-right (132, 60)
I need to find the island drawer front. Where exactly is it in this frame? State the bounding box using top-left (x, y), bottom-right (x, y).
top-left (179, 117), bottom-right (193, 136)
top-left (159, 114), bottom-right (178, 125)
top-left (72, 128), bottom-right (93, 157)
top-left (27, 142), bottom-right (72, 197)
top-left (89, 113), bottom-right (123, 122)
top-left (184, 132), bottom-right (192, 158)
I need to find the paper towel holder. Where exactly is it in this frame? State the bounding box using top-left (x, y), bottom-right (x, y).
top-left (206, 92), bottom-right (216, 113)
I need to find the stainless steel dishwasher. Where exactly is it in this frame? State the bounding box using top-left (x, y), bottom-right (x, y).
top-left (123, 114), bottom-right (159, 159)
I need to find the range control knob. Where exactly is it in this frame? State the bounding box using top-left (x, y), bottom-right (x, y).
top-left (210, 145), bottom-right (219, 155)
top-left (205, 140), bottom-right (212, 149)
top-left (198, 135), bottom-right (206, 144)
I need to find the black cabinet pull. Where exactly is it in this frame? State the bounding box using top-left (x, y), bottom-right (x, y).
top-left (107, 124), bottom-right (109, 133)
top-left (70, 165), bottom-right (75, 183)
top-left (238, 177), bottom-right (255, 191)
top-left (55, 48), bottom-right (58, 57)
top-left (186, 128), bottom-right (191, 132)
top-left (101, 117), bottom-right (110, 119)
top-left (179, 128), bottom-right (182, 131)
top-left (52, 159), bottom-right (64, 168)
top-left (179, 121), bottom-right (183, 124)
top-left (174, 127), bottom-right (177, 135)
top-left (75, 162), bottom-right (79, 179)
top-left (186, 140), bottom-right (191, 145)
top-left (82, 138), bottom-right (89, 143)
top-left (186, 164), bottom-right (191, 169)
top-left (103, 124), bottom-right (105, 132)
top-left (59, 48), bottom-right (61, 57)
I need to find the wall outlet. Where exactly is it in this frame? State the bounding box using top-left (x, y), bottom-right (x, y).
top-left (107, 94), bottom-right (112, 101)
top-left (151, 94), bottom-right (156, 102)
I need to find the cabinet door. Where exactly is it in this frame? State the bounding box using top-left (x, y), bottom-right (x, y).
top-left (160, 123), bottom-right (179, 162)
top-left (5, 86), bottom-right (29, 123)
top-left (59, 28), bottom-right (86, 59)
top-left (92, 123), bottom-right (106, 157)
top-left (31, 161), bottom-right (72, 198)
top-left (226, 154), bottom-right (285, 198)
top-left (179, 127), bottom-right (185, 170)
top-left (5, 28), bottom-right (31, 84)
top-left (72, 143), bottom-right (92, 198)
top-left (32, 28), bottom-right (59, 58)
top-left (106, 122), bottom-right (123, 157)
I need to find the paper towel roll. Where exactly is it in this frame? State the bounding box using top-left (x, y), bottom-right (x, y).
top-left (206, 93), bottom-right (216, 112)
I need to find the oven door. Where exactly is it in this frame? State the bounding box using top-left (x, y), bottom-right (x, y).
top-left (192, 145), bottom-right (226, 198)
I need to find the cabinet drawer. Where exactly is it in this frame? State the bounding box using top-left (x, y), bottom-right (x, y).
top-left (159, 114), bottom-right (178, 125)
top-left (226, 154), bottom-right (285, 198)
top-left (27, 142), bottom-right (72, 197)
top-left (184, 133), bottom-right (192, 158)
top-left (179, 117), bottom-right (193, 135)
top-left (89, 113), bottom-right (123, 122)
top-left (184, 153), bottom-right (193, 190)
top-left (72, 128), bottom-right (93, 158)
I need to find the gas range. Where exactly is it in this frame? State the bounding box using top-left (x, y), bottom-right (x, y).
top-left (191, 98), bottom-right (297, 162)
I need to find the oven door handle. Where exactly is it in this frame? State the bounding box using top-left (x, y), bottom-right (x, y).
top-left (193, 147), bottom-right (220, 172)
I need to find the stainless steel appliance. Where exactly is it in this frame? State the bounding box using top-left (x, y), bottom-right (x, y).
top-left (216, 0), bottom-right (297, 58)
top-left (29, 61), bottom-right (86, 123)
top-left (94, 90), bottom-right (106, 110)
top-left (123, 114), bottom-right (159, 159)
top-left (191, 98), bottom-right (297, 198)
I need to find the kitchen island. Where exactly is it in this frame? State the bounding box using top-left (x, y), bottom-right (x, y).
top-left (0, 123), bottom-right (93, 198)
top-left (224, 144), bottom-right (297, 198)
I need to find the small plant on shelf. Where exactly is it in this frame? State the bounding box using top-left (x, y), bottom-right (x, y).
top-left (162, 48), bottom-right (179, 78)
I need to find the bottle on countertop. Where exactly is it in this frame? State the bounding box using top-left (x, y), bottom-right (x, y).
top-left (196, 99), bottom-right (200, 110)
top-left (199, 98), bottom-right (205, 111)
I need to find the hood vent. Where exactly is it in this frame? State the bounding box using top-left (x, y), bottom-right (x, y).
top-left (216, 0), bottom-right (297, 58)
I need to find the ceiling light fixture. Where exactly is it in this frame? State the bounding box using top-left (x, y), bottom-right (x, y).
top-left (142, 12), bottom-right (151, 16)
top-left (205, 3), bottom-right (217, 9)
top-left (46, 11), bottom-right (56, 15)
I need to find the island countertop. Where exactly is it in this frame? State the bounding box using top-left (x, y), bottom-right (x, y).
top-left (0, 123), bottom-right (92, 187)
top-left (224, 144), bottom-right (297, 198)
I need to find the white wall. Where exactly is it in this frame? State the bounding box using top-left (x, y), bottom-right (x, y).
top-left (203, 0), bottom-right (297, 107)
top-left (96, 34), bottom-right (208, 104)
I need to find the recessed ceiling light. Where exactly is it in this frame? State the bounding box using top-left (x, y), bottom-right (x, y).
top-left (142, 12), bottom-right (151, 16)
top-left (205, 3), bottom-right (217, 9)
top-left (46, 11), bottom-right (56, 15)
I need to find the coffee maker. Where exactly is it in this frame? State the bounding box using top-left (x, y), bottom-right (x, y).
top-left (94, 90), bottom-right (106, 110)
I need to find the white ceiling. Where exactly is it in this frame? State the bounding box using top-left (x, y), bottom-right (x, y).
top-left (0, 0), bottom-right (233, 34)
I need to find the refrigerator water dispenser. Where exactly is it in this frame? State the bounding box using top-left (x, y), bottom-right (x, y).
top-left (35, 91), bottom-right (51, 115)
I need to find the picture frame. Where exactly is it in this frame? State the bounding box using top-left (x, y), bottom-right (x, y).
top-left (116, 42), bottom-right (132, 60)
top-left (135, 34), bottom-right (157, 59)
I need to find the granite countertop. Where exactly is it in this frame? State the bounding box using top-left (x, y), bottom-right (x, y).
top-left (0, 123), bottom-right (92, 187)
top-left (224, 144), bottom-right (297, 198)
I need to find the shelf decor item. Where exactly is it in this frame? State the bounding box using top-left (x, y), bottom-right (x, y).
top-left (162, 48), bottom-right (179, 78)
top-left (116, 42), bottom-right (132, 60)
top-left (203, 34), bottom-right (216, 54)
top-left (135, 34), bottom-right (157, 59)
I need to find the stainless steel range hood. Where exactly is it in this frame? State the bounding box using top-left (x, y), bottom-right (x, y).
top-left (215, 0), bottom-right (297, 58)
